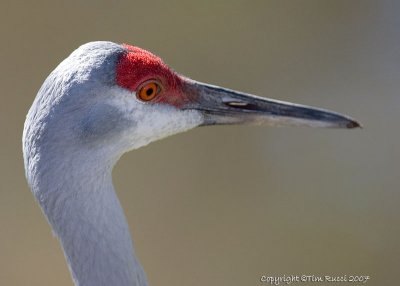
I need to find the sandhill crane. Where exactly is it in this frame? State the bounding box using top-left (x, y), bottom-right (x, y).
top-left (23, 41), bottom-right (359, 286)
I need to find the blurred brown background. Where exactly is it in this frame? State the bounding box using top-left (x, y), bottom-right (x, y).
top-left (1, 0), bottom-right (399, 285)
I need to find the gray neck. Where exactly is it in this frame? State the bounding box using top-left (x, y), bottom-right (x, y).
top-left (30, 154), bottom-right (147, 286)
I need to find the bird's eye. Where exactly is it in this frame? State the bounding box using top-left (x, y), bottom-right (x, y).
top-left (137, 81), bottom-right (161, 101)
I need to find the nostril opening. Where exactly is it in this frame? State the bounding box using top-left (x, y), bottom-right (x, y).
top-left (225, 101), bottom-right (249, 107)
top-left (224, 101), bottom-right (265, 112)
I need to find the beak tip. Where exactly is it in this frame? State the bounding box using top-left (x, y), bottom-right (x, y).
top-left (346, 119), bottom-right (362, 129)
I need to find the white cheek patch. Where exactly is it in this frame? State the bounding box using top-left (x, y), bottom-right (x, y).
top-left (132, 106), bottom-right (203, 148)
top-left (108, 87), bottom-right (204, 150)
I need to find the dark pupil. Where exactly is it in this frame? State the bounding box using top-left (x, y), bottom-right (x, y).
top-left (146, 88), bottom-right (154, 96)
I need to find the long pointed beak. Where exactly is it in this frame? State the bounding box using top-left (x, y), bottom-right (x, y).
top-left (182, 79), bottom-right (360, 128)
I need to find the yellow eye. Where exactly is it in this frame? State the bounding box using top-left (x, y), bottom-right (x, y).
top-left (137, 81), bottom-right (160, 101)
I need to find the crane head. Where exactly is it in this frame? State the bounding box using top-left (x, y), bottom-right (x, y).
top-left (24, 41), bottom-right (359, 167)
top-left (115, 42), bottom-right (359, 147)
